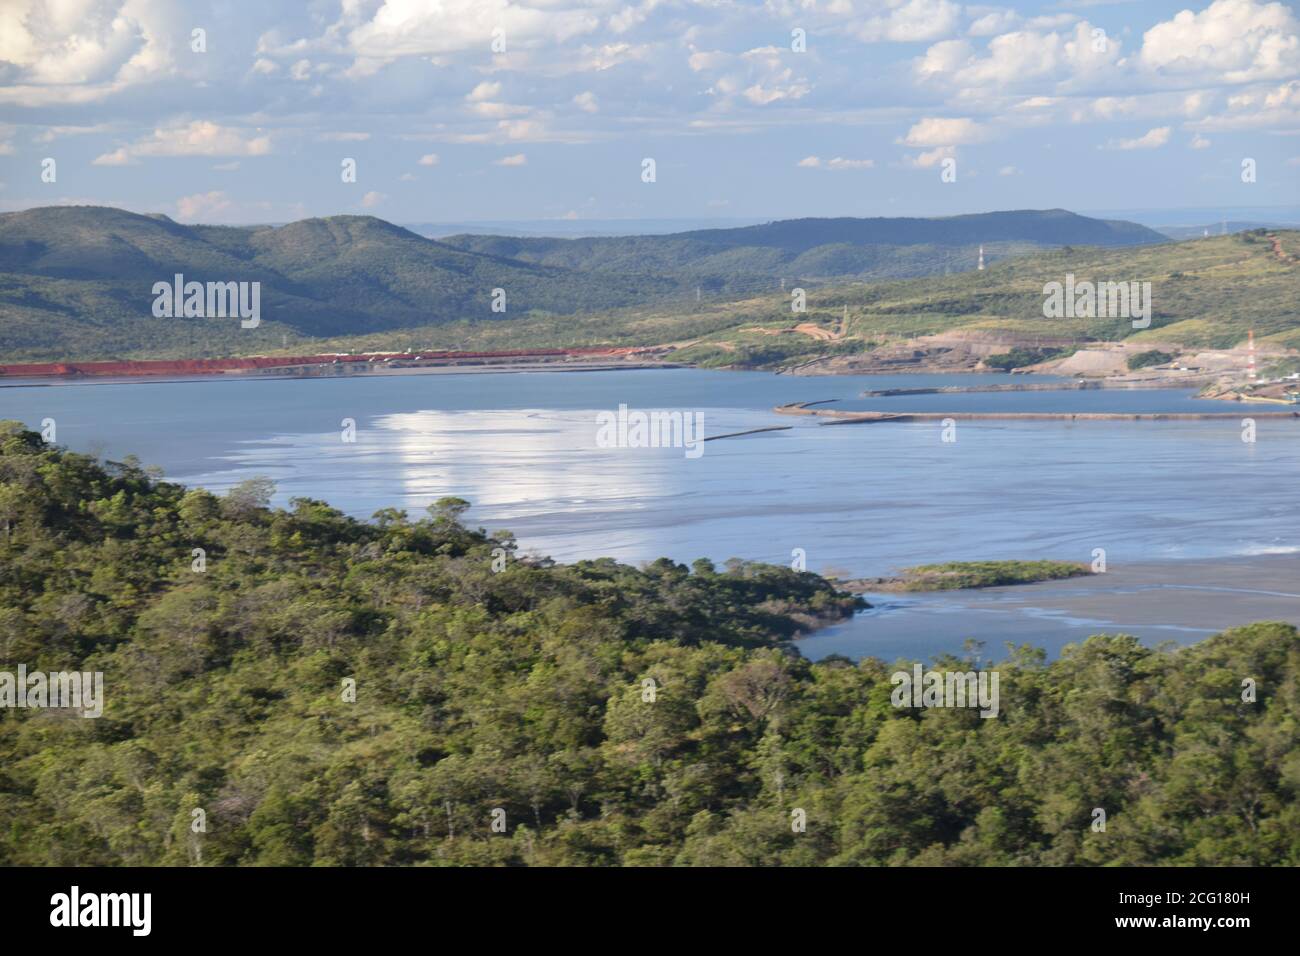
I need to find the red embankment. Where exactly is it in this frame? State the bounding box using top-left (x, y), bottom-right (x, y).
top-left (0, 347), bottom-right (646, 378)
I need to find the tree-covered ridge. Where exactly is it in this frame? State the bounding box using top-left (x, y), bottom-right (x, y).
top-left (0, 205), bottom-right (1164, 363)
top-left (0, 422), bottom-right (1297, 866)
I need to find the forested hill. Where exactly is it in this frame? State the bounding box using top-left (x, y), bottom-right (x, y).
top-left (0, 205), bottom-right (682, 359)
top-left (1, 205), bottom-right (1162, 362)
top-left (440, 209), bottom-right (1166, 280)
top-left (1, 422), bottom-right (1297, 866)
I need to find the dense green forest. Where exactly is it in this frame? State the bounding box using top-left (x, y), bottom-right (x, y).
top-left (1, 421), bottom-right (1297, 866)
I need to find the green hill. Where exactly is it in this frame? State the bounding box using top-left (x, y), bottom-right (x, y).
top-left (291, 228), bottom-right (1300, 368)
top-left (0, 206), bottom-right (682, 360)
top-left (441, 209), bottom-right (1165, 289)
top-left (1, 423), bottom-right (1297, 866)
top-left (8, 206), bottom-right (1286, 367)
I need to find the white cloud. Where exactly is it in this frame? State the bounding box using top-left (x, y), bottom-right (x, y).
top-left (468, 81), bottom-right (503, 102)
top-left (1102, 126), bottom-right (1171, 150)
top-left (743, 76), bottom-right (811, 105)
top-left (906, 145), bottom-right (956, 168)
top-left (900, 117), bottom-right (986, 146)
top-left (1190, 133), bottom-right (1212, 148)
top-left (1188, 79), bottom-right (1300, 130)
top-left (1071, 97), bottom-right (1139, 123)
top-left (797, 155), bottom-right (874, 170)
top-left (176, 190), bottom-right (232, 221)
top-left (915, 21), bottom-right (1121, 100)
top-left (969, 10), bottom-right (1019, 38)
top-left (1139, 0), bottom-right (1300, 84)
top-left (342, 1), bottom-right (601, 59)
top-left (573, 91), bottom-right (599, 113)
top-left (469, 100), bottom-right (531, 118)
top-left (999, 164), bottom-right (1019, 175)
top-left (495, 153), bottom-right (528, 166)
top-left (36, 124), bottom-right (111, 143)
top-left (857, 0), bottom-right (963, 43)
top-left (92, 121), bottom-right (272, 165)
top-left (92, 148), bottom-right (135, 166)
top-left (361, 190), bottom-right (386, 208)
top-left (0, 0), bottom-right (179, 105)
top-left (691, 45), bottom-right (812, 109)
top-left (418, 153), bottom-right (440, 166)
top-left (1183, 91), bottom-right (1213, 116)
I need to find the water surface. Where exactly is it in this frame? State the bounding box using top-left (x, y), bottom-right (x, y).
top-left (4, 368), bottom-right (1295, 659)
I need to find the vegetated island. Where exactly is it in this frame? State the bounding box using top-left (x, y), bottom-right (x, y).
top-left (2, 422), bottom-right (1298, 866)
top-left (839, 560), bottom-right (1092, 594)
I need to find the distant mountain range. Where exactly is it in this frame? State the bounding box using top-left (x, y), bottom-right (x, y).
top-left (441, 209), bottom-right (1164, 289)
top-left (1155, 221), bottom-right (1300, 240)
top-left (0, 205), bottom-right (1166, 361)
top-left (407, 218), bottom-right (769, 238)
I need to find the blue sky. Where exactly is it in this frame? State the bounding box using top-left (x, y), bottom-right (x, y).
top-left (1, 0), bottom-right (1298, 223)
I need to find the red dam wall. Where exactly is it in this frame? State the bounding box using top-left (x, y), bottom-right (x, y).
top-left (0, 347), bottom-right (642, 379)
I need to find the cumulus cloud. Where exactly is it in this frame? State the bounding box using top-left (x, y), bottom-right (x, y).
top-left (468, 81), bottom-right (503, 102)
top-left (1188, 78), bottom-right (1300, 130)
top-left (573, 91), bottom-right (599, 113)
top-left (360, 190), bottom-right (386, 207)
top-left (857, 0), bottom-right (963, 43)
top-left (1139, 0), bottom-right (1300, 84)
top-left (797, 156), bottom-right (875, 170)
top-left (1102, 126), bottom-right (1172, 150)
top-left (36, 124), bottom-right (111, 143)
top-left (691, 45), bottom-right (812, 108)
top-left (905, 145), bottom-right (956, 168)
top-left (916, 22), bottom-right (1121, 91)
top-left (969, 10), bottom-right (1020, 38)
top-left (0, 0), bottom-right (183, 105)
top-left (418, 153), bottom-right (440, 166)
top-left (342, 0), bottom-right (601, 59)
top-left (495, 153), bottom-right (528, 166)
top-left (92, 121), bottom-right (271, 165)
top-left (176, 190), bottom-right (232, 221)
top-left (900, 117), bottom-right (986, 146)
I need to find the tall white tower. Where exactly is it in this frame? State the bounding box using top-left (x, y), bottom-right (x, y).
top-left (977, 244), bottom-right (985, 271)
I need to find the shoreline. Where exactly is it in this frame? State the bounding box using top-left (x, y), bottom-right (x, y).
top-left (799, 552), bottom-right (1300, 659)
top-left (0, 359), bottom-right (682, 389)
top-left (774, 401), bottom-right (1299, 422)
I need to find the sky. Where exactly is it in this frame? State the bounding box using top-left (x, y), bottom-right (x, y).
top-left (0, 0), bottom-right (1298, 225)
